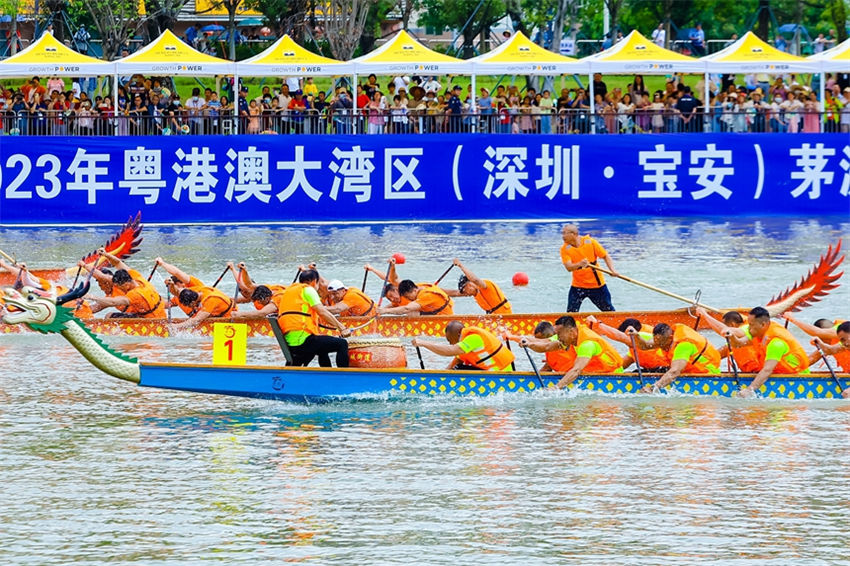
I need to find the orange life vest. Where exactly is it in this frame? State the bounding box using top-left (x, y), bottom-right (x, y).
top-left (544, 325), bottom-right (623, 373)
top-left (119, 282), bottom-right (165, 318)
top-left (338, 287), bottom-right (376, 317)
top-left (665, 324), bottom-right (721, 374)
top-left (831, 320), bottom-right (850, 373)
top-left (473, 280), bottom-right (512, 315)
top-left (752, 322), bottom-right (809, 374)
top-left (456, 327), bottom-right (515, 371)
top-left (400, 282), bottom-right (431, 307)
top-left (728, 337), bottom-right (761, 373)
top-left (275, 283), bottom-right (319, 336)
top-left (560, 236), bottom-right (606, 289)
top-left (253, 284), bottom-right (287, 311)
top-left (416, 285), bottom-right (453, 315)
top-left (178, 286), bottom-right (235, 317)
top-left (633, 325), bottom-right (669, 369)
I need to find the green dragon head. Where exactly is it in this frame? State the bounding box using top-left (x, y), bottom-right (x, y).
top-left (1, 285), bottom-right (79, 333)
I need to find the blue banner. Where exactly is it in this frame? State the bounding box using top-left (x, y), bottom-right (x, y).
top-left (0, 134), bottom-right (847, 225)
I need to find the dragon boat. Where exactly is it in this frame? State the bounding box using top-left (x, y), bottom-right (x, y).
top-left (0, 212), bottom-right (143, 286)
top-left (0, 239), bottom-right (842, 338)
top-left (3, 284), bottom-right (849, 403)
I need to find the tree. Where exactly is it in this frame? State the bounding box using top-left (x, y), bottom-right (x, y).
top-left (206, 0), bottom-right (244, 59)
top-left (0, 0), bottom-right (24, 55)
top-left (70, 0), bottom-right (147, 60)
top-left (246, 0), bottom-right (309, 40)
top-left (418, 0), bottom-right (505, 56)
top-left (358, 0), bottom-right (392, 55)
top-left (145, 0), bottom-right (191, 39)
top-left (41, 0), bottom-right (69, 43)
top-left (324, 0), bottom-right (375, 60)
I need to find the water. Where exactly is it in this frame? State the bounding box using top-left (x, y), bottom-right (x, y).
top-left (1, 218), bottom-right (849, 564)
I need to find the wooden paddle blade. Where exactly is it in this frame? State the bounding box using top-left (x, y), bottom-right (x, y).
top-left (79, 212), bottom-right (144, 265)
top-left (766, 239), bottom-right (844, 316)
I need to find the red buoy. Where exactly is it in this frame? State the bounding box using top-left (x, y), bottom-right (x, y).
top-left (392, 253), bottom-right (406, 265)
top-left (512, 272), bottom-right (529, 286)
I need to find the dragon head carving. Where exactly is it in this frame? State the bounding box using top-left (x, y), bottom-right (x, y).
top-left (1, 283), bottom-right (89, 333)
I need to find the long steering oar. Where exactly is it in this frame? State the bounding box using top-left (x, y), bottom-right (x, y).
top-left (211, 265), bottom-right (231, 288)
top-left (433, 263), bottom-right (454, 286)
top-left (589, 264), bottom-right (723, 313)
top-left (725, 335), bottom-right (740, 392)
top-left (628, 332), bottom-right (645, 389)
top-left (814, 340), bottom-right (844, 396)
top-left (521, 345), bottom-right (546, 389)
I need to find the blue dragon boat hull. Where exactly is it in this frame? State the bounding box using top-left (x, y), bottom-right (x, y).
top-left (138, 364), bottom-right (850, 402)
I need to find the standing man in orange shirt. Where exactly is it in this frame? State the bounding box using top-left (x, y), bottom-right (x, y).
top-left (560, 224), bottom-right (619, 312)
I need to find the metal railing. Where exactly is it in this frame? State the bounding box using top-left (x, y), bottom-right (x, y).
top-left (1, 108), bottom-right (845, 135)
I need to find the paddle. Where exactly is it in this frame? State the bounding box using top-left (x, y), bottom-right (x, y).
top-left (375, 260), bottom-right (393, 308)
top-left (415, 345), bottom-right (425, 369)
top-left (146, 262), bottom-right (159, 282)
top-left (433, 264), bottom-right (454, 286)
top-left (589, 264), bottom-right (723, 313)
top-left (814, 340), bottom-right (844, 396)
top-left (71, 264), bottom-right (83, 288)
top-left (521, 344), bottom-right (546, 389)
top-left (725, 335), bottom-right (740, 391)
top-left (232, 267), bottom-right (242, 303)
top-left (292, 267), bottom-right (302, 284)
top-left (0, 248), bottom-right (16, 264)
top-left (503, 338), bottom-right (517, 371)
top-left (361, 267), bottom-right (369, 292)
top-left (211, 265), bottom-right (230, 288)
top-left (628, 331), bottom-right (645, 389)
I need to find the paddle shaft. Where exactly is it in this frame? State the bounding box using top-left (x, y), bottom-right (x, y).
top-left (522, 345), bottom-right (545, 389)
top-left (433, 264), bottom-right (454, 286)
top-left (628, 332), bottom-right (644, 387)
top-left (292, 268), bottom-right (301, 284)
top-left (375, 260), bottom-right (393, 308)
top-left (361, 268), bottom-right (369, 292)
top-left (0, 248), bottom-right (15, 264)
top-left (589, 264), bottom-right (722, 313)
top-left (212, 265), bottom-right (230, 288)
top-left (504, 339), bottom-right (517, 371)
top-left (147, 263), bottom-right (158, 282)
top-left (725, 335), bottom-right (740, 389)
top-left (814, 341), bottom-right (844, 394)
top-left (415, 346), bottom-right (425, 369)
top-left (233, 268), bottom-right (242, 302)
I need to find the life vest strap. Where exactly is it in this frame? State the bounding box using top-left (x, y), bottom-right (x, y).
top-left (485, 298), bottom-right (508, 314)
top-left (421, 296), bottom-right (450, 316)
top-left (475, 343), bottom-right (504, 365)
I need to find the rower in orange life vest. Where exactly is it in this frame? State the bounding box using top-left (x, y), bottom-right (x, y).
top-left (412, 321), bottom-right (515, 371)
top-left (807, 322), bottom-right (850, 397)
top-left (585, 315), bottom-right (669, 371)
top-left (224, 261), bottom-right (286, 305)
top-left (87, 250), bottom-right (165, 319)
top-left (518, 315), bottom-right (624, 388)
top-left (276, 269), bottom-right (352, 367)
top-left (628, 321), bottom-right (721, 393)
top-left (168, 287), bottom-right (237, 330)
top-left (708, 306), bottom-right (809, 397)
top-left (694, 307), bottom-right (761, 373)
top-left (560, 224), bottom-right (620, 312)
top-left (441, 258), bottom-right (512, 315)
top-left (230, 284), bottom-right (288, 320)
top-left (324, 280), bottom-right (376, 317)
top-left (365, 257), bottom-right (403, 306)
top-left (378, 280), bottom-right (454, 316)
top-left (154, 258), bottom-right (206, 297)
top-left (783, 313), bottom-right (850, 388)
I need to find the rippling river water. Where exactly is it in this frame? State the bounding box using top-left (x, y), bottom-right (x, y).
top-left (1, 218), bottom-right (849, 564)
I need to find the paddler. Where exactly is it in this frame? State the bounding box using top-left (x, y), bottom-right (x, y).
top-left (230, 285), bottom-right (287, 320)
top-left (442, 259), bottom-right (512, 315)
top-left (0, 259), bottom-right (51, 291)
top-left (365, 257), bottom-right (402, 306)
top-left (224, 261), bottom-right (286, 304)
top-left (412, 321), bottom-right (515, 371)
top-left (169, 287), bottom-right (237, 330)
top-left (378, 280), bottom-right (454, 316)
top-left (155, 258), bottom-right (206, 297)
top-left (88, 249), bottom-right (165, 318)
top-left (560, 224), bottom-right (619, 312)
top-left (324, 280), bottom-right (376, 317)
top-left (276, 269), bottom-right (352, 367)
top-left (628, 322), bottom-right (721, 393)
top-left (782, 313), bottom-right (850, 374)
top-left (712, 307), bottom-right (809, 397)
top-left (585, 315), bottom-right (669, 371)
top-left (695, 307), bottom-right (761, 372)
top-left (518, 315), bottom-right (623, 388)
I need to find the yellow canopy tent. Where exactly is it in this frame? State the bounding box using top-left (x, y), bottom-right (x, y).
top-left (236, 35), bottom-right (354, 76)
top-left (808, 37), bottom-right (849, 71)
top-left (0, 32), bottom-right (114, 77)
top-left (702, 31), bottom-right (820, 74)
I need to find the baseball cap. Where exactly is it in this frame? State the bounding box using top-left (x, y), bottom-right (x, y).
top-left (327, 279), bottom-right (347, 291)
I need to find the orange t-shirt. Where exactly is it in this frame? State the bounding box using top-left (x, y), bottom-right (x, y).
top-left (560, 236), bottom-right (607, 289)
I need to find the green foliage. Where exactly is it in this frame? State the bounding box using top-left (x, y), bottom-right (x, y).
top-left (417, 0), bottom-right (506, 49)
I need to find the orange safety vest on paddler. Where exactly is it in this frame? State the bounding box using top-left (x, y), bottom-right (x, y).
top-left (178, 286), bottom-right (235, 318)
top-left (545, 325), bottom-right (623, 373)
top-left (560, 236), bottom-right (607, 289)
top-left (633, 325), bottom-right (669, 370)
top-left (474, 280), bottom-right (512, 315)
top-left (274, 283), bottom-right (319, 336)
top-left (830, 320), bottom-right (850, 373)
top-left (119, 283), bottom-right (164, 318)
top-left (338, 287), bottom-right (375, 317)
top-left (253, 284), bottom-right (287, 311)
top-left (727, 325), bottom-right (760, 373)
top-left (416, 285), bottom-right (453, 316)
top-left (456, 327), bottom-right (515, 371)
top-left (752, 322), bottom-right (809, 374)
top-left (665, 324), bottom-right (721, 374)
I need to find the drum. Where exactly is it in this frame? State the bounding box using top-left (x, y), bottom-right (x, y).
top-left (348, 337), bottom-right (407, 368)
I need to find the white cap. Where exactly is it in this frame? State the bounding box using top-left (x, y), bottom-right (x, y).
top-left (327, 279), bottom-right (346, 291)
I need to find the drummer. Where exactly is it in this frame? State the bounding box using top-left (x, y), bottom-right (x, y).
top-left (412, 321), bottom-right (514, 371)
